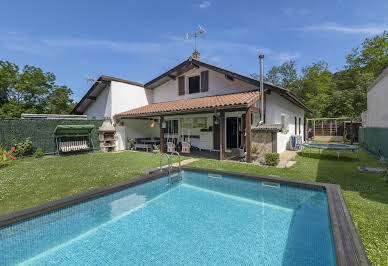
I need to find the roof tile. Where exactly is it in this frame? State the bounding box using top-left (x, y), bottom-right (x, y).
top-left (116, 90), bottom-right (261, 117)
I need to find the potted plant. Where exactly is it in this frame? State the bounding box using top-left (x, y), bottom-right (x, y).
top-left (153, 144), bottom-right (160, 153)
top-left (127, 137), bottom-right (135, 150)
top-left (251, 143), bottom-right (259, 162)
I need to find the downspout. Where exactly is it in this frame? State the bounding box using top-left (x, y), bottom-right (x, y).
top-left (259, 54), bottom-right (265, 124)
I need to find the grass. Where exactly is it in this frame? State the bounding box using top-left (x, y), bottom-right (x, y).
top-left (0, 148), bottom-right (386, 265)
top-left (187, 148), bottom-right (388, 265)
top-left (0, 151), bottom-right (183, 216)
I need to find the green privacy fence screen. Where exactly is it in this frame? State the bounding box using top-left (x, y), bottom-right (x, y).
top-left (0, 119), bottom-right (103, 154)
top-left (359, 127), bottom-right (388, 158)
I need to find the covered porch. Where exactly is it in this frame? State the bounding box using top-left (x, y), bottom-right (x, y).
top-left (114, 91), bottom-right (261, 162)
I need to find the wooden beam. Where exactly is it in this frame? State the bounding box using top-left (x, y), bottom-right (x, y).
top-left (225, 74), bottom-right (234, 81)
top-left (167, 74), bottom-right (176, 80)
top-left (87, 96), bottom-right (97, 100)
top-left (250, 106), bottom-right (260, 113)
top-left (160, 116), bottom-right (165, 153)
top-left (220, 111), bottom-right (226, 160)
top-left (245, 107), bottom-right (252, 163)
top-left (191, 62), bottom-right (200, 68)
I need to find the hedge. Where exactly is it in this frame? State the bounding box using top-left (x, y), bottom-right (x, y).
top-left (359, 127), bottom-right (388, 159)
top-left (0, 119), bottom-right (103, 154)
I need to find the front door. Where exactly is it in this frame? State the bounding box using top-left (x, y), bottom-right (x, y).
top-left (227, 117), bottom-right (241, 149)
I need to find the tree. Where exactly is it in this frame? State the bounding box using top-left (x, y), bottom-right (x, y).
top-left (0, 61), bottom-right (75, 118)
top-left (345, 31), bottom-right (388, 77)
top-left (0, 61), bottom-right (18, 106)
top-left (264, 60), bottom-right (298, 90)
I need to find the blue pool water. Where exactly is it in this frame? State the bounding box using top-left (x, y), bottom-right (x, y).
top-left (0, 171), bottom-right (336, 265)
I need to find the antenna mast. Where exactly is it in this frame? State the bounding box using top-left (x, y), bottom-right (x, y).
top-left (185, 25), bottom-right (206, 53)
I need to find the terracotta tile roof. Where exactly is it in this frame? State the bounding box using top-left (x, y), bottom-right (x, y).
top-left (116, 90), bottom-right (261, 117)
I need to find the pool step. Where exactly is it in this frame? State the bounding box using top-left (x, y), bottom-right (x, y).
top-left (262, 181), bottom-right (280, 188)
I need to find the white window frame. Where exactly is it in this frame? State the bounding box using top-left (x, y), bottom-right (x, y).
top-left (281, 114), bottom-right (289, 133)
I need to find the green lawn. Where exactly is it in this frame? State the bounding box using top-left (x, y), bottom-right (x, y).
top-left (1, 149), bottom-right (387, 265)
top-left (187, 149), bottom-right (388, 266)
top-left (0, 151), bottom-right (179, 215)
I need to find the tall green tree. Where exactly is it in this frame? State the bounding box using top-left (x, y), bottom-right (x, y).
top-left (265, 60), bottom-right (298, 90)
top-left (0, 61), bottom-right (18, 106)
top-left (0, 61), bottom-right (75, 118)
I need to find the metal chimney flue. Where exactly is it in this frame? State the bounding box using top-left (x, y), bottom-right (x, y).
top-left (259, 54), bottom-right (265, 124)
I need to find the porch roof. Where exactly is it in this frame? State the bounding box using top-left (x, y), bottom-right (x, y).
top-left (115, 90), bottom-right (261, 118)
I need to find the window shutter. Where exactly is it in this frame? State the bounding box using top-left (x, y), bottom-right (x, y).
top-left (200, 70), bottom-right (209, 92)
top-left (178, 76), bottom-right (185, 95)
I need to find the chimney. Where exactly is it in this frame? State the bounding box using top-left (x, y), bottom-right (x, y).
top-left (191, 50), bottom-right (200, 60)
top-left (259, 54), bottom-right (265, 124)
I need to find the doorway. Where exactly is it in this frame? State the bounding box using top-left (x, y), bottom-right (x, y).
top-left (227, 117), bottom-right (242, 149)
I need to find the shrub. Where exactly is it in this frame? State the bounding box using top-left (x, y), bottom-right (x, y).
top-left (153, 144), bottom-right (160, 150)
top-left (251, 143), bottom-right (259, 154)
top-left (34, 147), bottom-right (44, 158)
top-left (265, 152), bottom-right (279, 166)
top-left (12, 138), bottom-right (33, 157)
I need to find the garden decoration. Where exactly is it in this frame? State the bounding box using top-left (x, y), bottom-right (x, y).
top-left (1, 147), bottom-right (17, 166)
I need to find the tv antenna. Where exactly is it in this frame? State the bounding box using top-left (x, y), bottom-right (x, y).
top-left (185, 25), bottom-right (206, 51)
top-left (86, 76), bottom-right (101, 84)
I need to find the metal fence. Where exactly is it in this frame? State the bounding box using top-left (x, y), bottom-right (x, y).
top-left (359, 127), bottom-right (388, 158)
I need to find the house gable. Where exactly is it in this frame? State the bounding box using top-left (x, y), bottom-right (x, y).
top-left (152, 66), bottom-right (258, 103)
top-left (145, 58), bottom-right (311, 112)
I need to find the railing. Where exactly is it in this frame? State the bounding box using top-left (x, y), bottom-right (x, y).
top-left (160, 152), bottom-right (182, 185)
top-left (170, 151), bottom-right (182, 172)
top-left (160, 153), bottom-right (171, 175)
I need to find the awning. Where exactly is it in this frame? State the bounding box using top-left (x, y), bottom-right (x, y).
top-left (115, 90), bottom-right (261, 118)
top-left (54, 125), bottom-right (95, 137)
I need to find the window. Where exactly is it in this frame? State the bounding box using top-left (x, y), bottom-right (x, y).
top-left (193, 117), bottom-right (207, 128)
top-left (281, 114), bottom-right (289, 132)
top-left (188, 76), bottom-right (200, 94)
top-left (295, 116), bottom-right (297, 135)
top-left (166, 120), bottom-right (178, 134)
top-left (298, 117), bottom-right (301, 135)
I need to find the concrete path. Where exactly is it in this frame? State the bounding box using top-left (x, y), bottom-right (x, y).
top-left (140, 158), bottom-right (199, 174)
top-left (277, 150), bottom-right (298, 168)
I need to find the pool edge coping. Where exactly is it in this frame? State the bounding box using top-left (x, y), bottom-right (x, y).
top-left (0, 166), bottom-right (370, 266)
top-left (182, 166), bottom-right (370, 266)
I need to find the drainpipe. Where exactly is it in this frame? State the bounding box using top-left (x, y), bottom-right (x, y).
top-left (259, 54), bottom-right (265, 124)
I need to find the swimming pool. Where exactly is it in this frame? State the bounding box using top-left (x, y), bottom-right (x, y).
top-left (0, 169), bottom-right (366, 265)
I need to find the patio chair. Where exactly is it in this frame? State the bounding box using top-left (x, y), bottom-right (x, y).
top-left (167, 142), bottom-right (176, 153)
top-left (181, 138), bottom-right (191, 154)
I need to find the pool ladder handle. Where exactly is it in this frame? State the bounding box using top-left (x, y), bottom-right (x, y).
top-left (170, 151), bottom-right (182, 172)
top-left (160, 151), bottom-right (182, 176)
top-left (160, 153), bottom-right (172, 175)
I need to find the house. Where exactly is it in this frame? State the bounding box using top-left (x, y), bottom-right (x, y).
top-left (72, 52), bottom-right (310, 162)
top-left (360, 66), bottom-right (388, 158)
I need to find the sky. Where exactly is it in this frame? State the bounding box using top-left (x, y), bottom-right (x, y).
top-left (1, 0), bottom-right (388, 101)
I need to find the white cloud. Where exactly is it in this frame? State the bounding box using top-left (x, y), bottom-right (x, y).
top-left (304, 23), bottom-right (387, 35)
top-left (199, 1), bottom-right (211, 8)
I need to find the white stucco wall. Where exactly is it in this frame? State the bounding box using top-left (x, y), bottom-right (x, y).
top-left (152, 66), bottom-right (258, 103)
top-left (265, 92), bottom-right (305, 153)
top-left (84, 83), bottom-right (112, 120)
top-left (366, 73), bottom-right (388, 128)
top-left (110, 81), bottom-right (151, 150)
top-left (83, 81), bottom-right (151, 151)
